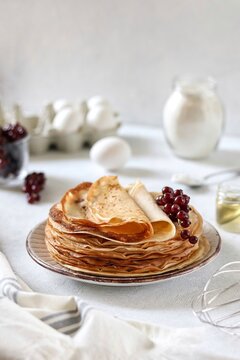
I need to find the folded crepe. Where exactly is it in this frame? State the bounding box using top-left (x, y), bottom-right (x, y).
top-left (45, 176), bottom-right (210, 277)
top-left (60, 176), bottom-right (177, 242)
top-left (61, 177), bottom-right (153, 241)
top-left (127, 181), bottom-right (176, 240)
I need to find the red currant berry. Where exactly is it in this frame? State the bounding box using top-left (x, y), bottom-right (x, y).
top-left (189, 236), bottom-right (198, 244)
top-left (156, 195), bottom-right (165, 206)
top-left (182, 194), bottom-right (190, 204)
top-left (163, 203), bottom-right (172, 214)
top-left (169, 214), bottom-right (178, 222)
top-left (180, 219), bottom-right (191, 228)
top-left (22, 184), bottom-right (30, 193)
top-left (173, 189), bottom-right (183, 197)
top-left (30, 184), bottom-right (41, 193)
top-left (181, 204), bottom-right (190, 213)
top-left (171, 204), bottom-right (181, 214)
top-left (177, 210), bottom-right (189, 221)
top-left (163, 192), bottom-right (174, 204)
top-left (37, 172), bottom-right (45, 185)
top-left (162, 186), bottom-right (173, 194)
top-left (180, 230), bottom-right (190, 240)
top-left (174, 195), bottom-right (186, 207)
top-left (27, 192), bottom-right (40, 204)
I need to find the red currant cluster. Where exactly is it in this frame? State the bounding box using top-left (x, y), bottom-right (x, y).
top-left (0, 123), bottom-right (28, 178)
top-left (156, 186), bottom-right (198, 244)
top-left (22, 172), bottom-right (46, 204)
top-left (1, 123), bottom-right (27, 142)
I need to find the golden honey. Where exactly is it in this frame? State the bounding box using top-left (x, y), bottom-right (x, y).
top-left (217, 181), bottom-right (240, 233)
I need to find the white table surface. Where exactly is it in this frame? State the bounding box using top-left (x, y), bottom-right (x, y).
top-left (1, 123), bottom-right (240, 357)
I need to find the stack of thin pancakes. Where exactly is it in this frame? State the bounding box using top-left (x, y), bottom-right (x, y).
top-left (45, 176), bottom-right (210, 277)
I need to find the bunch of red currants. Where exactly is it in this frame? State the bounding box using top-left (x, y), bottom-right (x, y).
top-left (22, 172), bottom-right (46, 204)
top-left (156, 186), bottom-right (198, 244)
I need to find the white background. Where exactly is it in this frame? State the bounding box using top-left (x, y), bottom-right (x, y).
top-left (1, 0), bottom-right (240, 135)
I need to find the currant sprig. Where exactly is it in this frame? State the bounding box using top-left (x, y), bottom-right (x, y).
top-left (156, 186), bottom-right (198, 244)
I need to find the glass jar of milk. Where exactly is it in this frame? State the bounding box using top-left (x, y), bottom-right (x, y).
top-left (163, 76), bottom-right (224, 159)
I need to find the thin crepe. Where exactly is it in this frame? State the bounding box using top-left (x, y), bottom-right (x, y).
top-left (61, 177), bottom-right (153, 241)
top-left (128, 181), bottom-right (176, 241)
top-left (46, 204), bottom-right (206, 276)
top-left (45, 218), bottom-right (209, 277)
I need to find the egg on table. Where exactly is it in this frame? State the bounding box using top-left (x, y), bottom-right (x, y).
top-left (90, 136), bottom-right (131, 170)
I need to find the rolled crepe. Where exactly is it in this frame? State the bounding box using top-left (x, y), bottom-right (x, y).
top-left (61, 182), bottom-right (93, 225)
top-left (61, 176), bottom-right (154, 241)
top-left (128, 181), bottom-right (176, 241)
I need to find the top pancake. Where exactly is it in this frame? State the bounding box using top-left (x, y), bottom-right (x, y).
top-left (60, 176), bottom-right (178, 242)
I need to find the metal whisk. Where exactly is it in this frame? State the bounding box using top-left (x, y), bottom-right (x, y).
top-left (192, 261), bottom-right (240, 336)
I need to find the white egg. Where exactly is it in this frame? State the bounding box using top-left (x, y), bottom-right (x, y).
top-left (52, 107), bottom-right (83, 134)
top-left (87, 96), bottom-right (111, 110)
top-left (90, 137), bottom-right (131, 170)
top-left (53, 99), bottom-right (71, 113)
top-left (86, 105), bottom-right (118, 131)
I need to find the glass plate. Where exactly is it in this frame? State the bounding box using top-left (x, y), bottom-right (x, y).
top-left (26, 221), bottom-right (221, 286)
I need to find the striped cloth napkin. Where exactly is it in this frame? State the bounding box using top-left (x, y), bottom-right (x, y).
top-left (0, 252), bottom-right (233, 360)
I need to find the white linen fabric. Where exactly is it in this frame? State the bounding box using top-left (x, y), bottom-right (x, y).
top-left (0, 252), bottom-right (238, 360)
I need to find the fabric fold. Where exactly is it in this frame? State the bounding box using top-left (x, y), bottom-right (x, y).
top-left (0, 252), bottom-right (237, 360)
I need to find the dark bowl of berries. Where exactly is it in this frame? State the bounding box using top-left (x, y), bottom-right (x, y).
top-left (0, 123), bottom-right (29, 185)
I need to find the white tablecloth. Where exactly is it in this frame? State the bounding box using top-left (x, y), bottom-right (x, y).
top-left (0, 124), bottom-right (240, 357)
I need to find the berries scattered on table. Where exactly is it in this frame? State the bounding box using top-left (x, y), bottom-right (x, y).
top-left (156, 186), bottom-right (198, 245)
top-left (23, 172), bottom-right (46, 204)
